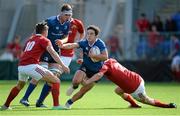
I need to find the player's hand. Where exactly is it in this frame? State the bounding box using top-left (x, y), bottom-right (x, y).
top-left (88, 50), bottom-right (98, 61)
top-left (62, 65), bottom-right (70, 74)
top-left (76, 58), bottom-right (83, 64)
top-left (88, 49), bottom-right (95, 58)
top-left (55, 39), bottom-right (63, 48)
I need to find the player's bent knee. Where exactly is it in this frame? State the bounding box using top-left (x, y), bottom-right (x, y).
top-left (16, 81), bottom-right (26, 90)
top-left (43, 73), bottom-right (60, 83)
top-left (51, 75), bottom-right (60, 83)
top-left (72, 76), bottom-right (83, 84)
top-left (114, 87), bottom-right (123, 95)
top-left (72, 79), bottom-right (82, 85)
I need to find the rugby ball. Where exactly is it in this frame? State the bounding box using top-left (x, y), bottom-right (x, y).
top-left (90, 46), bottom-right (100, 62)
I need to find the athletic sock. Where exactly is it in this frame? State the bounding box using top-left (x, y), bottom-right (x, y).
top-left (4, 86), bottom-right (20, 107)
top-left (67, 99), bottom-right (73, 105)
top-left (22, 83), bottom-right (36, 100)
top-left (37, 83), bottom-right (51, 103)
top-left (124, 94), bottom-right (139, 107)
top-left (51, 83), bottom-right (60, 106)
top-left (154, 100), bottom-right (169, 108)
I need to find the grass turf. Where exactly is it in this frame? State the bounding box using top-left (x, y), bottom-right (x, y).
top-left (0, 81), bottom-right (180, 116)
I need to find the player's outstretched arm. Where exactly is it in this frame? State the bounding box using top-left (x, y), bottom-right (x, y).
top-left (55, 35), bottom-right (68, 47)
top-left (85, 72), bottom-right (104, 85)
top-left (59, 43), bottom-right (79, 49)
top-left (46, 45), bottom-right (70, 73)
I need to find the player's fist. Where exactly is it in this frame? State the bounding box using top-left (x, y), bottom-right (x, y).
top-left (55, 39), bottom-right (63, 48)
top-left (62, 65), bottom-right (70, 74)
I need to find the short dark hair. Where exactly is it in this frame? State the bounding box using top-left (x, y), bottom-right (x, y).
top-left (87, 25), bottom-right (100, 36)
top-left (61, 3), bottom-right (72, 12)
top-left (35, 21), bottom-right (48, 34)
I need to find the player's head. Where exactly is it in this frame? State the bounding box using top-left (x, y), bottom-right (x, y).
top-left (59, 4), bottom-right (72, 21)
top-left (86, 25), bottom-right (100, 42)
top-left (35, 21), bottom-right (49, 37)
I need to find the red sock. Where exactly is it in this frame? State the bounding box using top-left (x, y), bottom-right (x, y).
top-left (154, 100), bottom-right (169, 108)
top-left (4, 86), bottom-right (20, 107)
top-left (51, 83), bottom-right (60, 106)
top-left (124, 94), bottom-right (139, 107)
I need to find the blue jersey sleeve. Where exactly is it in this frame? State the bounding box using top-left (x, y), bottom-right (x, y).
top-left (95, 39), bottom-right (107, 52)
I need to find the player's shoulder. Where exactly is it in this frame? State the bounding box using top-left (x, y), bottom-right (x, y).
top-left (78, 39), bottom-right (87, 43)
top-left (36, 35), bottom-right (49, 42)
top-left (78, 39), bottom-right (87, 46)
top-left (96, 38), bottom-right (106, 45)
top-left (70, 18), bottom-right (82, 26)
top-left (46, 16), bottom-right (57, 25)
top-left (71, 18), bottom-right (82, 23)
top-left (46, 16), bottom-right (56, 22)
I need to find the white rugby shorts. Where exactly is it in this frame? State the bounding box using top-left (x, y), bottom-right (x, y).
top-left (131, 80), bottom-right (146, 101)
top-left (18, 64), bottom-right (51, 82)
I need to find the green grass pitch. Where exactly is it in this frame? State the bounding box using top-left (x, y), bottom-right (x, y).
top-left (0, 81), bottom-right (180, 116)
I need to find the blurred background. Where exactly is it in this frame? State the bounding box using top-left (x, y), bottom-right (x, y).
top-left (0, 0), bottom-right (180, 82)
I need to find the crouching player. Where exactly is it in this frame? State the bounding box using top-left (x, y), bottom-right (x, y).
top-left (65, 58), bottom-right (177, 109)
top-left (0, 22), bottom-right (70, 110)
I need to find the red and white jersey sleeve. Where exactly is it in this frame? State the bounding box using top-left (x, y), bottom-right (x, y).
top-left (101, 58), bottom-right (142, 94)
top-left (60, 18), bottom-right (85, 57)
top-left (19, 35), bottom-right (51, 65)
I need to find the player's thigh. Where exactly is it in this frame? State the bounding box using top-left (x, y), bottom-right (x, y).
top-left (19, 64), bottom-right (59, 83)
top-left (131, 80), bottom-right (146, 101)
top-left (72, 70), bottom-right (86, 84)
top-left (40, 62), bottom-right (49, 69)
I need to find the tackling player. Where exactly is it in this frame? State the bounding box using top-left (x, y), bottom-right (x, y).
top-left (65, 58), bottom-right (177, 109)
top-left (0, 22), bottom-right (70, 110)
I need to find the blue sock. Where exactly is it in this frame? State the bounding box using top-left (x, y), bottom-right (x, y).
top-left (67, 99), bottom-right (73, 105)
top-left (22, 83), bottom-right (36, 100)
top-left (37, 83), bottom-right (51, 103)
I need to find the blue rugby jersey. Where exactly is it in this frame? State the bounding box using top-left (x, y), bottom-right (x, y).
top-left (46, 15), bottom-right (70, 52)
top-left (78, 38), bottom-right (107, 72)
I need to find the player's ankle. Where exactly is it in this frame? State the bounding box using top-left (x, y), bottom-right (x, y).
top-left (72, 85), bottom-right (78, 89)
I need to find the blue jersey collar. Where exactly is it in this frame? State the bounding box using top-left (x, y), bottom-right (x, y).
top-left (88, 38), bottom-right (99, 47)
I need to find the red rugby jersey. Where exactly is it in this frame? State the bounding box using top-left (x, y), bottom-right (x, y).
top-left (60, 18), bottom-right (84, 57)
top-left (19, 34), bottom-right (51, 66)
top-left (100, 58), bottom-right (142, 94)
